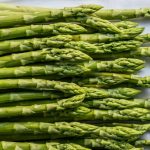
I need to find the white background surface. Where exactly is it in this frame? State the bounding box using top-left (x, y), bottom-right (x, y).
top-left (0, 0), bottom-right (150, 149)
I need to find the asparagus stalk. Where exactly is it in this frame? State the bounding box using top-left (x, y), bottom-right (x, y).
top-left (114, 21), bottom-right (139, 29)
top-left (42, 106), bottom-right (150, 122)
top-left (0, 23), bottom-right (89, 41)
top-left (0, 48), bottom-right (92, 68)
top-left (0, 122), bottom-right (144, 141)
top-left (0, 94), bottom-right (85, 118)
top-left (58, 139), bottom-right (142, 150)
top-left (74, 73), bottom-right (150, 88)
top-left (0, 4), bottom-right (101, 28)
top-left (64, 16), bottom-right (122, 33)
top-left (93, 8), bottom-right (150, 20)
top-left (0, 78), bottom-right (84, 95)
top-left (136, 33), bottom-right (150, 43)
top-left (84, 87), bottom-right (140, 99)
top-left (135, 140), bottom-right (150, 146)
top-left (91, 47), bottom-right (150, 59)
top-left (83, 98), bottom-right (150, 109)
top-left (0, 141), bottom-right (90, 150)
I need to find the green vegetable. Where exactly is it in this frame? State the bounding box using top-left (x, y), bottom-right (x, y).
top-left (0, 122), bottom-right (144, 141)
top-left (83, 98), bottom-right (150, 109)
top-left (0, 23), bottom-right (89, 41)
top-left (0, 78), bottom-right (84, 95)
top-left (0, 4), bottom-right (101, 28)
top-left (74, 73), bottom-right (150, 88)
top-left (0, 48), bottom-right (92, 68)
top-left (136, 33), bottom-right (150, 43)
top-left (91, 47), bottom-right (150, 59)
top-left (40, 106), bottom-right (150, 122)
top-left (0, 141), bottom-right (90, 150)
top-left (135, 140), bottom-right (150, 146)
top-left (114, 21), bottom-right (139, 29)
top-left (0, 94), bottom-right (85, 118)
top-left (93, 8), bottom-right (150, 20)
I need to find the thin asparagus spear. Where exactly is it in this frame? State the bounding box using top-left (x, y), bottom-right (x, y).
top-left (0, 141), bottom-right (90, 150)
top-left (135, 140), bottom-right (150, 146)
top-left (42, 106), bottom-right (150, 122)
top-left (114, 21), bottom-right (139, 29)
top-left (0, 94), bottom-right (85, 118)
top-left (93, 8), bottom-right (150, 20)
top-left (0, 122), bottom-right (144, 141)
top-left (57, 139), bottom-right (142, 150)
top-left (0, 4), bottom-right (101, 28)
top-left (74, 73), bottom-right (150, 88)
top-left (91, 47), bottom-right (150, 59)
top-left (84, 87), bottom-right (140, 99)
top-left (0, 78), bottom-right (84, 95)
top-left (83, 98), bottom-right (150, 109)
top-left (0, 48), bottom-right (92, 68)
top-left (64, 16), bottom-right (122, 33)
top-left (0, 23), bottom-right (89, 41)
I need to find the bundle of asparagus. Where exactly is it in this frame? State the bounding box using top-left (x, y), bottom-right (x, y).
top-left (0, 3), bottom-right (149, 150)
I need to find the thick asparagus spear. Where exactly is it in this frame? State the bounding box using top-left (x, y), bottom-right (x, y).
top-left (74, 73), bottom-right (150, 88)
top-left (114, 21), bottom-right (139, 29)
top-left (0, 48), bottom-right (92, 68)
top-left (84, 87), bottom-right (140, 99)
top-left (0, 122), bottom-right (144, 141)
top-left (42, 106), bottom-right (150, 122)
top-left (58, 139), bottom-right (142, 150)
top-left (0, 23), bottom-right (89, 41)
top-left (83, 98), bottom-right (150, 109)
top-left (93, 8), bottom-right (150, 20)
top-left (0, 141), bottom-right (90, 150)
top-left (0, 78), bottom-right (84, 95)
top-left (0, 4), bottom-right (101, 28)
top-left (0, 94), bottom-right (85, 118)
top-left (135, 140), bottom-right (150, 146)
top-left (91, 47), bottom-right (150, 59)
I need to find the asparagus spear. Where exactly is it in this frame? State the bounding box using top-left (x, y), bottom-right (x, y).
top-left (0, 23), bottom-right (89, 41)
top-left (93, 8), bottom-right (150, 20)
top-left (42, 106), bottom-right (150, 122)
top-left (83, 98), bottom-right (150, 109)
top-left (114, 21), bottom-right (139, 29)
top-left (0, 78), bottom-right (84, 95)
top-left (0, 141), bottom-right (90, 150)
top-left (135, 140), bottom-right (150, 146)
top-left (136, 33), bottom-right (150, 43)
top-left (64, 16), bottom-right (122, 33)
top-left (84, 87), bottom-right (140, 99)
top-left (0, 48), bottom-right (92, 68)
top-left (0, 122), bottom-right (144, 141)
top-left (0, 4), bottom-right (101, 28)
top-left (0, 94), bottom-right (85, 118)
top-left (91, 47), bottom-right (150, 59)
top-left (74, 73), bottom-right (150, 88)
top-left (58, 139), bottom-right (142, 150)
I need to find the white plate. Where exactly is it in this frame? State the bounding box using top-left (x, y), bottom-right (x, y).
top-left (0, 0), bottom-right (150, 149)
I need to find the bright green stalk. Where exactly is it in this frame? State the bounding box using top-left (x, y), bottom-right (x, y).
top-left (74, 73), bottom-right (150, 88)
top-left (65, 40), bottom-right (142, 54)
top-left (136, 34), bottom-right (150, 43)
top-left (135, 140), bottom-right (150, 146)
top-left (0, 23), bottom-right (89, 41)
top-left (91, 47), bottom-right (150, 59)
top-left (82, 98), bottom-right (150, 109)
top-left (0, 78), bottom-right (84, 95)
top-left (0, 91), bottom-right (64, 104)
top-left (0, 4), bottom-right (101, 28)
top-left (42, 106), bottom-right (150, 122)
top-left (83, 58), bottom-right (144, 73)
top-left (72, 28), bottom-right (144, 43)
top-left (64, 16), bottom-right (121, 33)
top-left (0, 48), bottom-right (92, 68)
top-left (84, 87), bottom-right (140, 99)
top-left (113, 21), bottom-right (139, 29)
top-left (0, 122), bottom-right (144, 142)
top-left (0, 141), bottom-right (90, 150)
top-left (93, 8), bottom-right (150, 20)
top-left (0, 64), bottom-right (90, 79)
top-left (58, 139), bottom-right (142, 150)
top-left (0, 94), bottom-right (85, 118)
